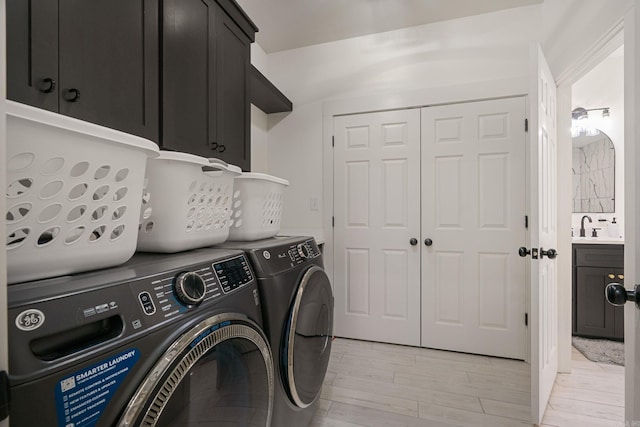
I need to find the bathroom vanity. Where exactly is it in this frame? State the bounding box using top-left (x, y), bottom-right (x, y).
top-left (572, 241), bottom-right (624, 340)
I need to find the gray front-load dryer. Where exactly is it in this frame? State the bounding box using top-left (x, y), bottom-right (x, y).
top-left (214, 236), bottom-right (334, 427)
top-left (7, 248), bottom-right (274, 426)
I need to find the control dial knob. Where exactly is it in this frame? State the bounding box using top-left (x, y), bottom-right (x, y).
top-left (174, 272), bottom-right (206, 307)
top-left (297, 243), bottom-right (310, 259)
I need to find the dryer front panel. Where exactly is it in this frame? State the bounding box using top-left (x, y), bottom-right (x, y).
top-left (282, 266), bottom-right (334, 408)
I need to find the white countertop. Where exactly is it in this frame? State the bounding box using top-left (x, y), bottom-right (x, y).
top-left (572, 237), bottom-right (624, 245)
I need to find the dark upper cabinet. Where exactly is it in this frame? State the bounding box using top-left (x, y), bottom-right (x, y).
top-left (162, 0), bottom-right (256, 171)
top-left (573, 244), bottom-right (624, 340)
top-left (6, 0), bottom-right (159, 142)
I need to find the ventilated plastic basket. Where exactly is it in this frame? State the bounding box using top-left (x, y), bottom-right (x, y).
top-left (137, 153), bottom-right (242, 252)
top-left (228, 173), bottom-right (289, 241)
top-left (5, 100), bottom-right (159, 284)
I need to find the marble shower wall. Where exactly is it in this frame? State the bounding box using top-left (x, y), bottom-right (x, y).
top-left (572, 134), bottom-right (615, 212)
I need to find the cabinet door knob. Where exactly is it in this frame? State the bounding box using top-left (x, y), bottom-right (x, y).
top-left (608, 274), bottom-right (616, 279)
top-left (217, 144), bottom-right (226, 153)
top-left (64, 88), bottom-right (81, 102)
top-left (410, 238), bottom-right (418, 246)
top-left (39, 78), bottom-right (56, 94)
top-left (618, 274), bottom-right (624, 280)
top-left (424, 238), bottom-right (433, 246)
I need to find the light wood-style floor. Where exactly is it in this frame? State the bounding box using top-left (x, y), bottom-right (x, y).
top-left (311, 338), bottom-right (624, 427)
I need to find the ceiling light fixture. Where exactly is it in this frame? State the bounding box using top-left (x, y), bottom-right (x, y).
top-left (571, 106), bottom-right (611, 120)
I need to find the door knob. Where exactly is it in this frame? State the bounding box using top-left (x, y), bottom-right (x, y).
top-left (424, 238), bottom-right (433, 246)
top-left (410, 238), bottom-right (418, 246)
top-left (605, 283), bottom-right (640, 309)
top-left (540, 248), bottom-right (557, 259)
top-left (518, 246), bottom-right (539, 259)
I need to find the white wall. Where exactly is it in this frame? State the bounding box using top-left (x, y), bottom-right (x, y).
top-left (249, 44), bottom-right (270, 172)
top-left (571, 50), bottom-right (625, 237)
top-left (264, 5), bottom-right (542, 233)
top-left (542, 0), bottom-right (632, 80)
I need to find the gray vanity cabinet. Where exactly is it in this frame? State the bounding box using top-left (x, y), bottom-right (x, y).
top-left (573, 243), bottom-right (624, 340)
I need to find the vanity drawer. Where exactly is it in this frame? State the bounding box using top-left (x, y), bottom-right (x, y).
top-left (573, 244), bottom-right (624, 268)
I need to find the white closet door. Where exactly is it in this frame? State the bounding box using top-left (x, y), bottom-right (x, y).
top-left (421, 97), bottom-right (527, 360)
top-left (333, 108), bottom-right (421, 346)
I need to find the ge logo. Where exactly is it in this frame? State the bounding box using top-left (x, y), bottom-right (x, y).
top-left (15, 309), bottom-right (45, 331)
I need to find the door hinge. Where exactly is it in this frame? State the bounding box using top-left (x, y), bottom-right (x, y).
top-left (332, 216), bottom-right (335, 227)
top-left (525, 215), bottom-right (528, 229)
top-left (0, 370), bottom-right (9, 421)
top-left (525, 313), bottom-right (528, 326)
top-left (332, 136), bottom-right (335, 147)
top-left (524, 118), bottom-right (528, 132)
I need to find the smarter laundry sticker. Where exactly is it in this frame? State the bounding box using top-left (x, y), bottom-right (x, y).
top-left (55, 348), bottom-right (139, 427)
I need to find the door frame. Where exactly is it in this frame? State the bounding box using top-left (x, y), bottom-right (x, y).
top-left (554, 18), bottom-right (624, 375)
top-left (322, 77), bottom-right (529, 283)
top-left (322, 77), bottom-right (530, 348)
top-left (1, 0), bottom-right (8, 425)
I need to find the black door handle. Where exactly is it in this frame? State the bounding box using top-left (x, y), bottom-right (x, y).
top-left (606, 283), bottom-right (640, 309)
top-left (518, 246), bottom-right (538, 259)
top-left (424, 238), bottom-right (433, 246)
top-left (540, 248), bottom-right (557, 259)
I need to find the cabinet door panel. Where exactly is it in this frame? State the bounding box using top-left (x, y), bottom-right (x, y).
top-left (576, 266), bottom-right (616, 338)
top-left (613, 268), bottom-right (625, 339)
top-left (214, 5), bottom-right (250, 170)
top-left (7, 0), bottom-right (59, 111)
top-left (162, 0), bottom-right (212, 154)
top-left (59, 0), bottom-right (158, 141)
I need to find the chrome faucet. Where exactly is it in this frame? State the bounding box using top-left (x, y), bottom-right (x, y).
top-left (580, 215), bottom-right (592, 237)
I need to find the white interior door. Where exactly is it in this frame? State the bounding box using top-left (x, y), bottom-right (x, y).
top-left (333, 108), bottom-right (421, 346)
top-left (530, 43), bottom-right (558, 425)
top-left (421, 97), bottom-right (527, 360)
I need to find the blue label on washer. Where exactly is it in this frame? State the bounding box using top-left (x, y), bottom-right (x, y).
top-left (55, 348), bottom-right (139, 427)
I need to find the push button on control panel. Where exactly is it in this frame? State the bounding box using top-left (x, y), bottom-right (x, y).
top-left (138, 291), bottom-right (156, 315)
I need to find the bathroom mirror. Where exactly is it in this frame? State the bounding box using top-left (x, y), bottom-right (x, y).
top-left (572, 129), bottom-right (615, 213)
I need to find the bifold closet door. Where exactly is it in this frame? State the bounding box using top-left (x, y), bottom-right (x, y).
top-left (333, 108), bottom-right (421, 346)
top-left (421, 97), bottom-right (527, 360)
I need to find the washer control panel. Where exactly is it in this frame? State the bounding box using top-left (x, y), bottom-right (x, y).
top-left (129, 254), bottom-right (253, 325)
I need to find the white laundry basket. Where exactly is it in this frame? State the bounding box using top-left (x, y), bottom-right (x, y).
top-left (5, 100), bottom-right (159, 284)
top-left (228, 173), bottom-right (289, 241)
top-left (137, 152), bottom-right (242, 252)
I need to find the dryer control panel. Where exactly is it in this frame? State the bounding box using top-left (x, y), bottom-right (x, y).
top-left (129, 254), bottom-right (253, 325)
top-left (254, 238), bottom-right (322, 274)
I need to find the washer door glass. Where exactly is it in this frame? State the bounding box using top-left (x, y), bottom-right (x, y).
top-left (284, 266), bottom-right (334, 408)
top-left (118, 314), bottom-right (273, 427)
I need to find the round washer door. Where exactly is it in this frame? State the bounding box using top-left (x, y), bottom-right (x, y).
top-left (118, 313), bottom-right (273, 427)
top-left (283, 265), bottom-right (334, 408)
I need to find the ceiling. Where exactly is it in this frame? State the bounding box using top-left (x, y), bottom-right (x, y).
top-left (236, 0), bottom-right (543, 53)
